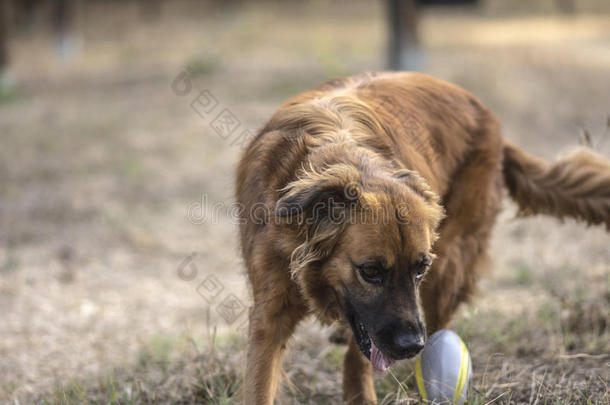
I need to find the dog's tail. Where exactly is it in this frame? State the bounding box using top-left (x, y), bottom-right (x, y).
top-left (502, 141), bottom-right (610, 229)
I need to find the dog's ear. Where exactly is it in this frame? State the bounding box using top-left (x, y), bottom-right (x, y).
top-left (276, 173), bottom-right (360, 282)
top-left (275, 175), bottom-right (361, 220)
top-left (274, 182), bottom-right (332, 219)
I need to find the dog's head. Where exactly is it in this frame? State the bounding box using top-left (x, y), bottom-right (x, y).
top-left (275, 158), bottom-right (444, 369)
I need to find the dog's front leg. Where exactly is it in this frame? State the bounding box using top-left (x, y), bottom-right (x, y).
top-left (243, 296), bottom-right (304, 405)
top-left (343, 334), bottom-right (377, 404)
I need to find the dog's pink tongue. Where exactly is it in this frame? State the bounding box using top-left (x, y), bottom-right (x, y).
top-left (370, 341), bottom-right (395, 372)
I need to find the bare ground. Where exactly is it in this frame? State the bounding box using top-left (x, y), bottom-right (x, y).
top-left (0, 1), bottom-right (609, 404)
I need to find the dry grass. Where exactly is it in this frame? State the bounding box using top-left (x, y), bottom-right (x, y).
top-left (26, 303), bottom-right (610, 404)
top-left (1, 1), bottom-right (609, 404)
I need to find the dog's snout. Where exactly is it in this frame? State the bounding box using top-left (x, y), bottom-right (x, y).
top-left (379, 321), bottom-right (425, 359)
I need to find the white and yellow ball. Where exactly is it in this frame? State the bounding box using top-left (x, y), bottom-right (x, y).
top-left (415, 330), bottom-right (472, 404)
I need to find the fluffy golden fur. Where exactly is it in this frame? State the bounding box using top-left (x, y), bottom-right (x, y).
top-left (235, 72), bottom-right (610, 405)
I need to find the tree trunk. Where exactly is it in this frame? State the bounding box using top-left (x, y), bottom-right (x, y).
top-left (387, 0), bottom-right (420, 71)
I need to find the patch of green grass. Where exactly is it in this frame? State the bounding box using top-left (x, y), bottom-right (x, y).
top-left (212, 330), bottom-right (245, 349)
top-left (0, 85), bottom-right (22, 105)
top-left (42, 374), bottom-right (143, 405)
top-left (322, 346), bottom-right (344, 369)
top-left (193, 364), bottom-right (241, 405)
top-left (0, 381), bottom-right (18, 401)
top-left (0, 70), bottom-right (21, 104)
top-left (44, 380), bottom-right (87, 404)
top-left (185, 54), bottom-right (220, 78)
top-left (121, 158), bottom-right (145, 178)
top-left (511, 259), bottom-right (533, 286)
top-left (536, 301), bottom-right (559, 327)
top-left (0, 250), bottom-right (19, 274)
top-left (98, 375), bottom-right (141, 405)
top-left (557, 290), bottom-right (610, 353)
top-left (136, 335), bottom-right (178, 372)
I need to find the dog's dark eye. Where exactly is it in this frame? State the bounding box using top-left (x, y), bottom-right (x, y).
top-left (358, 264), bottom-right (384, 285)
top-left (414, 254), bottom-right (432, 282)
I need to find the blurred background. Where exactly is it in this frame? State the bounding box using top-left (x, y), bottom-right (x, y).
top-left (0, 0), bottom-right (609, 403)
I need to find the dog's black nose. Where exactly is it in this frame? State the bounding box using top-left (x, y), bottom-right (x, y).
top-left (393, 330), bottom-right (424, 358)
top-left (378, 321), bottom-right (425, 359)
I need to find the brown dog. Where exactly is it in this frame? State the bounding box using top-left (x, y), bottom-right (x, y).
top-left (235, 72), bottom-right (610, 404)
